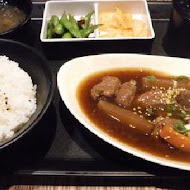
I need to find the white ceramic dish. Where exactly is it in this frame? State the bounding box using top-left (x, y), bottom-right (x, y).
top-left (57, 54), bottom-right (190, 171)
top-left (40, 0), bottom-right (155, 42)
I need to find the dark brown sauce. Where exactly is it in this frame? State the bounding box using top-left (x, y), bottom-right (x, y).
top-left (77, 68), bottom-right (190, 163)
top-left (0, 5), bottom-right (26, 34)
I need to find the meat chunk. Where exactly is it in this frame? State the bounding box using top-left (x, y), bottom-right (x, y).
top-left (91, 76), bottom-right (121, 100)
top-left (115, 80), bottom-right (136, 107)
top-left (152, 117), bottom-right (180, 138)
top-left (176, 90), bottom-right (190, 109)
top-left (136, 90), bottom-right (166, 109)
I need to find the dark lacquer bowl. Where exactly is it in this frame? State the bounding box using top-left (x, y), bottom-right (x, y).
top-left (0, 0), bottom-right (32, 36)
top-left (0, 39), bottom-right (54, 149)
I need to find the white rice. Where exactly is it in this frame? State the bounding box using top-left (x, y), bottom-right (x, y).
top-left (0, 56), bottom-right (37, 142)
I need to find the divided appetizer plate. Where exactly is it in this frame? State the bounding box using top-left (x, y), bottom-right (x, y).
top-left (57, 54), bottom-right (190, 171)
top-left (40, 0), bottom-right (155, 42)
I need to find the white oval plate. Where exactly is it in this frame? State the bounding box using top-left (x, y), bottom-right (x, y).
top-left (57, 54), bottom-right (190, 171)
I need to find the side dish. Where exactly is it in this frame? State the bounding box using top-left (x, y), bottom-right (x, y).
top-left (98, 8), bottom-right (149, 38)
top-left (47, 12), bottom-right (98, 39)
top-left (0, 5), bottom-right (26, 34)
top-left (77, 69), bottom-right (190, 162)
top-left (0, 56), bottom-right (37, 142)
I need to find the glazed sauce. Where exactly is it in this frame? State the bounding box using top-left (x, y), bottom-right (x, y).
top-left (0, 5), bottom-right (26, 34)
top-left (77, 69), bottom-right (190, 163)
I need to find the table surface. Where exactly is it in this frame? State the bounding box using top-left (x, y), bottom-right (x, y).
top-left (2, 0), bottom-right (189, 190)
top-left (1, 175), bottom-right (189, 190)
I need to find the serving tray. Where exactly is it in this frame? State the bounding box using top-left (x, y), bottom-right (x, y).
top-left (1, 1), bottom-right (190, 185)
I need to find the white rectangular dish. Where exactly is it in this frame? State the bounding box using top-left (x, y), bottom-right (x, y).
top-left (40, 0), bottom-right (155, 42)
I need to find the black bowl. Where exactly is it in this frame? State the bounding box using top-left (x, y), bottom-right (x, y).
top-left (0, 0), bottom-right (32, 36)
top-left (0, 39), bottom-right (54, 149)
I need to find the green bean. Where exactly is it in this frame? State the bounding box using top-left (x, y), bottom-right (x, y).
top-left (69, 14), bottom-right (79, 30)
top-left (51, 15), bottom-right (59, 27)
top-left (60, 12), bottom-right (72, 30)
top-left (84, 11), bottom-right (94, 29)
top-left (69, 27), bottom-right (81, 38)
top-left (47, 11), bottom-right (98, 39)
top-left (81, 24), bottom-right (98, 38)
top-left (62, 32), bottom-right (72, 38)
top-left (60, 12), bottom-right (81, 37)
top-left (54, 23), bottom-right (65, 35)
top-left (47, 20), bottom-right (53, 29)
top-left (47, 28), bottom-right (53, 39)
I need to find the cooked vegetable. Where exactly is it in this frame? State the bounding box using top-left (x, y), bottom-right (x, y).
top-left (81, 24), bottom-right (99, 38)
top-left (142, 77), bottom-right (174, 90)
top-left (173, 120), bottom-right (190, 134)
top-left (146, 75), bottom-right (156, 82)
top-left (177, 112), bottom-right (187, 120)
top-left (47, 11), bottom-right (98, 39)
top-left (84, 11), bottom-right (94, 29)
top-left (69, 14), bottom-right (79, 30)
top-left (160, 125), bottom-right (190, 153)
top-left (142, 77), bottom-right (190, 90)
top-left (176, 75), bottom-right (189, 82)
top-left (62, 32), bottom-right (72, 38)
top-left (47, 28), bottom-right (53, 39)
top-left (165, 104), bottom-right (177, 112)
top-left (60, 12), bottom-right (72, 30)
top-left (51, 15), bottom-right (59, 27)
top-left (98, 8), bottom-right (149, 38)
top-left (54, 23), bottom-right (65, 35)
top-left (98, 100), bottom-right (153, 135)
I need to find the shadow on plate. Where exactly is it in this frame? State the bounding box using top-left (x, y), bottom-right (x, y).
top-left (59, 100), bottom-right (190, 177)
top-left (0, 104), bottom-right (57, 174)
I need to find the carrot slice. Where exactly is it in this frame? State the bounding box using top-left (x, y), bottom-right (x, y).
top-left (98, 100), bottom-right (153, 135)
top-left (160, 125), bottom-right (190, 153)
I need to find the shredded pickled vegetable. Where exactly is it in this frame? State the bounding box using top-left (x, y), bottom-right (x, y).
top-left (98, 8), bottom-right (149, 38)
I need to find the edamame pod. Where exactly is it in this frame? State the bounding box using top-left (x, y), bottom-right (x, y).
top-left (81, 24), bottom-right (98, 38)
top-left (60, 12), bottom-right (72, 30)
top-left (47, 28), bottom-right (53, 38)
top-left (84, 12), bottom-right (94, 29)
top-left (69, 27), bottom-right (82, 38)
top-left (51, 15), bottom-right (59, 27)
top-left (69, 14), bottom-right (79, 30)
top-left (55, 23), bottom-right (65, 35)
top-left (62, 32), bottom-right (72, 38)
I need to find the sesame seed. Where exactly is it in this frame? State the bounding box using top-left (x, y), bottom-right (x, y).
top-left (129, 124), bottom-right (136, 129)
top-left (164, 136), bottom-right (171, 140)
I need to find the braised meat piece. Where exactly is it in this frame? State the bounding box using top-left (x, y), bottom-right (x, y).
top-left (136, 90), bottom-right (166, 109)
top-left (91, 76), bottom-right (121, 100)
top-left (115, 80), bottom-right (136, 107)
top-left (152, 117), bottom-right (179, 138)
top-left (176, 90), bottom-right (190, 109)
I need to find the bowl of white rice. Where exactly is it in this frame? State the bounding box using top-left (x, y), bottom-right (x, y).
top-left (0, 39), bottom-right (53, 148)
